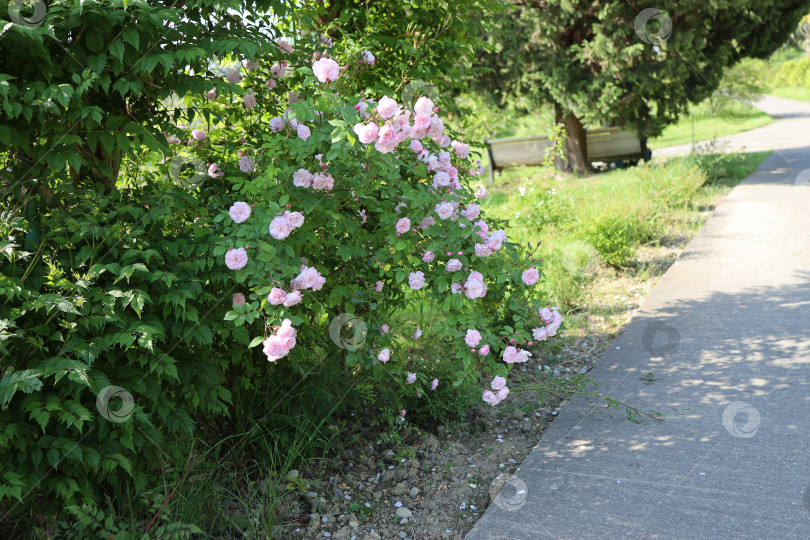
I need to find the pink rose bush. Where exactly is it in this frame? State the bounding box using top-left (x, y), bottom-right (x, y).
top-left (185, 41), bottom-right (563, 416)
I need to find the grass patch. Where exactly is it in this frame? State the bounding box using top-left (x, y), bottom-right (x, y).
top-left (649, 100), bottom-right (772, 149)
top-left (769, 86), bottom-right (810, 102)
top-left (480, 151), bottom-right (770, 317)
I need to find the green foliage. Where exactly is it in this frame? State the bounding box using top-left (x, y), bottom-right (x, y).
top-left (581, 214), bottom-right (647, 267)
top-left (0, 0), bottom-right (288, 195)
top-left (0, 184), bottom-right (256, 525)
top-left (471, 0), bottom-right (810, 140)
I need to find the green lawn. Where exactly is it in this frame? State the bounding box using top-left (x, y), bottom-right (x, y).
top-left (769, 86), bottom-right (810, 102)
top-left (649, 100), bottom-right (772, 149)
top-left (478, 151), bottom-right (770, 312)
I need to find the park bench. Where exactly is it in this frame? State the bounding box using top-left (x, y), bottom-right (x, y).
top-left (484, 127), bottom-right (650, 184)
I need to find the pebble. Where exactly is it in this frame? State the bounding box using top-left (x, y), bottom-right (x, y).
top-left (409, 487), bottom-right (419, 498)
top-left (459, 502), bottom-right (466, 510)
top-left (398, 532), bottom-right (407, 539)
top-left (395, 507), bottom-right (413, 519)
top-left (322, 517), bottom-right (329, 523)
top-left (323, 534), bottom-right (331, 538)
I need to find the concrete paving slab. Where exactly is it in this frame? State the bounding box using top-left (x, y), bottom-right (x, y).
top-left (466, 97), bottom-right (810, 539)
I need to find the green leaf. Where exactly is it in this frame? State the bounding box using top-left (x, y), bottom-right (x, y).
top-left (0, 370), bottom-right (43, 408)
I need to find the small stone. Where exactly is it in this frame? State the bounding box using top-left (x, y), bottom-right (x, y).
top-left (395, 507), bottom-right (413, 519)
top-left (400, 518), bottom-right (409, 524)
top-left (398, 533), bottom-right (407, 539)
top-left (323, 534), bottom-right (331, 538)
top-left (322, 516), bottom-right (329, 523)
top-left (409, 487), bottom-right (419, 498)
top-left (288, 470), bottom-right (299, 480)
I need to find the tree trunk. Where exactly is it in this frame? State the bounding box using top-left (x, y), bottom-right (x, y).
top-left (554, 106), bottom-right (590, 175)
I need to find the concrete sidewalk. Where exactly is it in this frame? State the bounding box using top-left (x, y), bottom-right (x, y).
top-left (467, 97), bottom-right (810, 539)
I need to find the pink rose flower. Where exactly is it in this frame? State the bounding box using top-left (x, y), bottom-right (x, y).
top-left (408, 271), bottom-right (425, 290)
top-left (462, 204), bottom-right (480, 221)
top-left (450, 282), bottom-right (462, 294)
top-left (522, 268), bottom-right (540, 286)
top-left (283, 291), bottom-right (302, 307)
top-left (361, 50), bottom-right (375, 65)
top-left (278, 39), bottom-right (293, 54)
top-left (232, 293), bottom-right (245, 306)
top-left (474, 220), bottom-right (489, 238)
top-left (489, 230), bottom-right (507, 251)
top-left (491, 376), bottom-right (506, 391)
top-left (353, 123), bottom-right (379, 145)
top-left (446, 259), bottom-right (462, 273)
top-left (312, 58), bottom-right (340, 83)
top-left (205, 88), bottom-right (217, 101)
top-left (414, 96), bottom-right (434, 115)
top-left (433, 171), bottom-right (450, 188)
top-left (378, 124), bottom-right (396, 146)
top-left (269, 214), bottom-right (293, 240)
top-left (229, 201), bottom-right (251, 223)
top-left (266, 78), bottom-right (278, 89)
top-left (414, 112), bottom-right (431, 130)
top-left (377, 96), bottom-right (399, 119)
top-left (225, 68), bottom-right (242, 83)
top-left (243, 93), bottom-right (257, 109)
top-left (496, 386), bottom-right (509, 402)
top-left (378, 348), bottom-right (390, 363)
top-left (191, 129), bottom-right (207, 141)
top-left (263, 319), bottom-right (297, 362)
top-left (440, 135), bottom-right (451, 147)
top-left (410, 140), bottom-right (423, 153)
top-left (533, 326), bottom-right (549, 341)
top-left (270, 117), bottom-right (284, 133)
top-left (208, 163), bottom-right (223, 178)
top-left (503, 346), bottom-right (518, 364)
top-left (427, 115), bottom-right (444, 138)
top-left (406, 373), bottom-right (417, 385)
top-left (375, 280), bottom-right (384, 292)
top-left (451, 141), bottom-right (470, 159)
top-left (312, 172), bottom-right (334, 190)
top-left (268, 288), bottom-right (287, 305)
top-left (465, 271), bottom-right (486, 299)
top-left (465, 329), bottom-right (481, 347)
top-left (475, 243), bottom-right (493, 258)
top-left (225, 248), bottom-right (248, 270)
top-left (482, 390), bottom-right (498, 406)
top-left (422, 251), bottom-right (435, 263)
top-left (479, 344), bottom-right (490, 356)
top-left (420, 216), bottom-right (435, 230)
top-left (435, 202), bottom-right (454, 220)
top-left (395, 217), bottom-right (411, 234)
top-left (431, 378), bottom-right (439, 391)
top-left (414, 329), bottom-right (423, 339)
top-left (238, 156), bottom-right (255, 173)
top-left (291, 266), bottom-right (324, 291)
top-left (293, 169), bottom-right (313, 187)
top-left (381, 324), bottom-right (389, 334)
top-left (287, 211), bottom-right (305, 228)
top-left (297, 124), bottom-right (311, 141)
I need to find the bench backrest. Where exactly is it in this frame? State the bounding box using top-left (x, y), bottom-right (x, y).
top-left (486, 127), bottom-right (642, 171)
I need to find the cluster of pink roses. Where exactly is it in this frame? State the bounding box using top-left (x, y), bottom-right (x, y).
top-left (290, 264), bottom-right (326, 291)
top-left (482, 376), bottom-right (509, 406)
top-left (267, 288), bottom-right (302, 307)
top-left (269, 210), bottom-right (305, 240)
top-left (292, 168), bottom-right (334, 190)
top-left (533, 306), bottom-right (563, 341)
top-left (503, 346), bottom-right (533, 364)
top-left (263, 319), bottom-right (297, 362)
top-left (353, 95), bottom-right (446, 155)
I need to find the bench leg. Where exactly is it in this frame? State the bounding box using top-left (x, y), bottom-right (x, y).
top-left (486, 146), bottom-right (495, 186)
